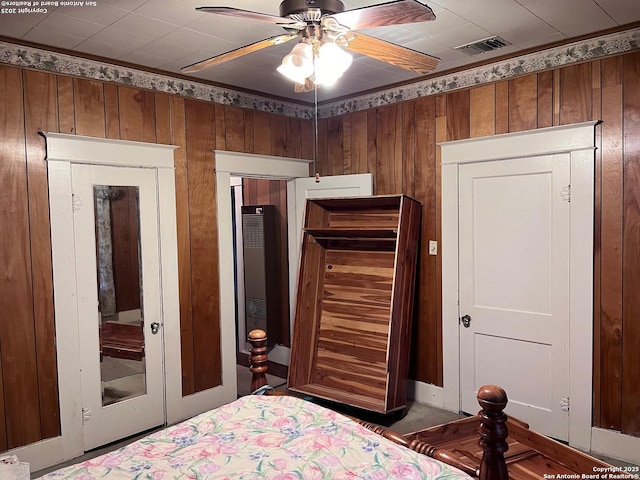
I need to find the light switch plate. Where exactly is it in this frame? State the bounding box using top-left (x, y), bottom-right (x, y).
top-left (429, 240), bottom-right (438, 255)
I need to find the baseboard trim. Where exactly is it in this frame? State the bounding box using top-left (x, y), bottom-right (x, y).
top-left (591, 427), bottom-right (640, 465)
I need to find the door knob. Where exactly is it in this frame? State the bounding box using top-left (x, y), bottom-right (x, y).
top-left (150, 322), bottom-right (160, 334)
top-left (460, 315), bottom-right (471, 328)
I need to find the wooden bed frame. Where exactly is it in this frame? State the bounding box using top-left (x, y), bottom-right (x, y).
top-left (247, 329), bottom-right (612, 480)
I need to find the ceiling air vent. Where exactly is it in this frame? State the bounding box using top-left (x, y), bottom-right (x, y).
top-left (454, 36), bottom-right (511, 56)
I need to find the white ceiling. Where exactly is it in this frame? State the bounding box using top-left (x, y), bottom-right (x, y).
top-left (1, 0), bottom-right (639, 103)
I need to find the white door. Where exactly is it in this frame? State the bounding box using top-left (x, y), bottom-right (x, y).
top-left (72, 164), bottom-right (165, 450)
top-left (458, 154), bottom-right (570, 441)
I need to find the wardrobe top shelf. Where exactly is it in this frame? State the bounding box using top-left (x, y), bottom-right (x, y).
top-left (304, 228), bottom-right (398, 239)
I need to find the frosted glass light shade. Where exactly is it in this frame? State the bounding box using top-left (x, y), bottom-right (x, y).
top-left (277, 42), bottom-right (314, 85)
top-left (314, 41), bottom-right (353, 86)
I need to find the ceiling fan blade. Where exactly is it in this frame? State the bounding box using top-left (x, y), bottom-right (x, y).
top-left (329, 0), bottom-right (435, 31)
top-left (182, 34), bottom-right (299, 73)
top-left (196, 6), bottom-right (295, 25)
top-left (346, 33), bottom-right (440, 75)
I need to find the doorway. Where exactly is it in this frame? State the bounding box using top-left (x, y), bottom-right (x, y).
top-left (440, 121), bottom-right (596, 451)
top-left (40, 133), bottom-right (180, 469)
top-left (215, 151), bottom-right (373, 397)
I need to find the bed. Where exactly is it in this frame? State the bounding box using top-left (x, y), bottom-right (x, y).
top-left (39, 394), bottom-right (469, 479)
top-left (37, 329), bottom-right (611, 480)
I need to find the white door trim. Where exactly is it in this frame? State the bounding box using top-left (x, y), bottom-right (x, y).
top-left (437, 121), bottom-right (597, 451)
top-left (12, 133), bottom-right (179, 472)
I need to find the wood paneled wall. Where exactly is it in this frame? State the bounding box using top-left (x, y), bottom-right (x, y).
top-left (2, 49), bottom-right (640, 450)
top-left (0, 65), bottom-right (313, 452)
top-left (314, 52), bottom-right (640, 437)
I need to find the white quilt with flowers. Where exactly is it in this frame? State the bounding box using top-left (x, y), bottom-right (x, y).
top-left (39, 395), bottom-right (470, 479)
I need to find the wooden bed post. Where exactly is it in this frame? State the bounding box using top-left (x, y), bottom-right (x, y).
top-left (477, 385), bottom-right (509, 480)
top-left (247, 329), bottom-right (269, 394)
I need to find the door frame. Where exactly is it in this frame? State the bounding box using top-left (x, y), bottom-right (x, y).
top-left (437, 121), bottom-right (597, 451)
top-left (13, 133), bottom-right (179, 472)
top-left (214, 151), bottom-right (313, 394)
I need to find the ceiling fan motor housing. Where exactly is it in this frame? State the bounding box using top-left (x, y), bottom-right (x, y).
top-left (279, 0), bottom-right (345, 19)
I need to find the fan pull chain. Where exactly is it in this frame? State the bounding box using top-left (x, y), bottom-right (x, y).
top-left (314, 81), bottom-right (319, 180)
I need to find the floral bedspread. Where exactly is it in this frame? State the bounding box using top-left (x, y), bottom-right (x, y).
top-left (39, 395), bottom-right (470, 479)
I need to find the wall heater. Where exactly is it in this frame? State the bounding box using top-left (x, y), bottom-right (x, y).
top-left (241, 205), bottom-right (280, 345)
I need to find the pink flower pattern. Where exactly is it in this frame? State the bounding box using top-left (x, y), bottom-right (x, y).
top-left (37, 396), bottom-right (469, 479)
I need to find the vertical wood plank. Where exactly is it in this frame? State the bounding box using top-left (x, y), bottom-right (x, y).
top-left (402, 100), bottom-right (416, 197)
top-left (270, 114), bottom-right (287, 157)
top-left (286, 117), bottom-right (302, 159)
top-left (327, 116), bottom-right (344, 175)
top-left (242, 178), bottom-right (257, 205)
top-left (0, 66), bottom-right (41, 449)
top-left (469, 84), bottom-right (495, 138)
top-left (553, 69), bottom-right (561, 125)
top-left (171, 97), bottom-right (195, 396)
top-left (537, 71), bottom-right (553, 128)
top-left (621, 51), bottom-right (640, 436)
top-left (367, 109), bottom-right (377, 192)
top-left (74, 78), bottom-right (105, 137)
top-left (56, 76), bottom-right (75, 134)
top-left (316, 118), bottom-right (328, 177)
top-left (591, 60), bottom-right (603, 427)
top-left (243, 110), bottom-right (254, 153)
top-left (412, 96), bottom-right (438, 384)
top-left (215, 103), bottom-right (225, 150)
top-left (111, 189), bottom-right (141, 311)
top-left (104, 83), bottom-right (120, 139)
top-left (599, 56), bottom-right (623, 430)
top-left (350, 110), bottom-right (368, 174)
top-left (23, 69), bottom-right (61, 441)
top-left (271, 180), bottom-right (290, 347)
top-left (559, 63), bottom-right (592, 125)
top-left (253, 111), bottom-right (271, 155)
top-left (434, 93), bottom-right (447, 386)
top-left (185, 99), bottom-right (221, 391)
top-left (508, 75), bottom-right (537, 132)
top-left (495, 81), bottom-right (509, 134)
top-left (118, 87), bottom-right (156, 142)
top-left (224, 105), bottom-right (245, 152)
top-left (300, 119), bottom-right (314, 161)
top-left (255, 178), bottom-right (271, 204)
top-left (342, 114), bottom-right (351, 175)
top-left (446, 89), bottom-right (470, 140)
top-left (155, 93), bottom-right (172, 145)
top-left (376, 104), bottom-right (403, 194)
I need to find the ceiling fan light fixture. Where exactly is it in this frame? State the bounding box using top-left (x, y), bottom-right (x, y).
top-left (313, 40), bottom-right (352, 86)
top-left (277, 42), bottom-right (314, 84)
top-left (318, 40), bottom-right (352, 72)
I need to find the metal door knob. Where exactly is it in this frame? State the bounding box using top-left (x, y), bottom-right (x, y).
top-left (150, 322), bottom-right (160, 334)
top-left (460, 315), bottom-right (471, 328)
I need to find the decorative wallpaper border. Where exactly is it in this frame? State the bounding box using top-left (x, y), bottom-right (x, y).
top-left (1, 26), bottom-right (639, 119)
top-left (0, 41), bottom-right (310, 118)
top-left (320, 26), bottom-right (640, 118)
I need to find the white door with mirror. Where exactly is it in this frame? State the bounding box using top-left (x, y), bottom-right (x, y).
top-left (72, 164), bottom-right (165, 451)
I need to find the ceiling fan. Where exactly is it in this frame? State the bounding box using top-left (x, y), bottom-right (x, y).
top-left (181, 0), bottom-right (440, 92)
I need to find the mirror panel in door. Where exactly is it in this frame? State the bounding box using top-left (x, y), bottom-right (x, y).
top-left (94, 185), bottom-right (146, 406)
